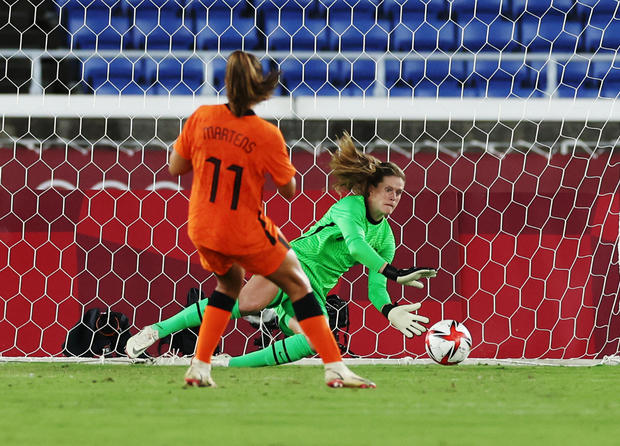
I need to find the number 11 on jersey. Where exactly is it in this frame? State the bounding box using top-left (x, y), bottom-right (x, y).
top-left (206, 156), bottom-right (244, 210)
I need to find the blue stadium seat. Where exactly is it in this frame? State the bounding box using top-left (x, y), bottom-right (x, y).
top-left (131, 8), bottom-right (194, 50)
top-left (385, 59), bottom-right (416, 96)
top-left (55, 0), bottom-right (122, 15)
top-left (416, 19), bottom-right (457, 52)
top-left (582, 18), bottom-right (620, 51)
top-left (67, 8), bottom-right (131, 50)
top-left (578, 3), bottom-right (618, 51)
top-left (256, 0), bottom-right (315, 17)
top-left (600, 19), bottom-right (620, 50)
top-left (341, 59), bottom-right (377, 96)
top-left (383, 0), bottom-right (445, 21)
top-left (318, 0), bottom-right (382, 21)
top-left (264, 13), bottom-right (330, 51)
top-left (386, 60), bottom-right (435, 97)
top-left (205, 56), bottom-right (227, 93)
top-left (326, 6), bottom-right (381, 36)
top-left (416, 60), bottom-right (467, 97)
top-left (190, 0), bottom-right (254, 36)
top-left (555, 59), bottom-right (599, 97)
top-left (523, 60), bottom-right (547, 95)
top-left (458, 16), bottom-right (519, 52)
top-left (83, 56), bottom-right (144, 95)
top-left (195, 10), bottom-right (259, 50)
top-left (303, 59), bottom-right (339, 95)
top-left (386, 59), bottom-right (470, 97)
top-left (467, 59), bottom-right (537, 98)
top-left (518, 13), bottom-right (581, 52)
top-left (278, 58), bottom-right (305, 95)
top-left (391, 18), bottom-right (457, 52)
top-left (124, 0), bottom-right (185, 15)
top-left (576, 0), bottom-right (619, 22)
top-left (511, 0), bottom-right (576, 17)
top-left (450, 0), bottom-right (509, 21)
top-left (278, 58), bottom-right (339, 96)
top-left (144, 57), bottom-right (204, 95)
top-left (591, 58), bottom-right (620, 98)
top-left (332, 18), bottom-right (390, 51)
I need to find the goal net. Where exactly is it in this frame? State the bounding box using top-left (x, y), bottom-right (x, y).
top-left (1, 0), bottom-right (619, 364)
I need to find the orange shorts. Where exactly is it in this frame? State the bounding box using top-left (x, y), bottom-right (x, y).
top-left (195, 232), bottom-right (290, 277)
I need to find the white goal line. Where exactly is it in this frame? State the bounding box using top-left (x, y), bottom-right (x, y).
top-left (2, 356), bottom-right (619, 367)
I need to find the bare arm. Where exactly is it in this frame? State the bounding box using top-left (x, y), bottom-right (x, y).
top-left (277, 176), bottom-right (296, 200)
top-left (169, 150), bottom-right (193, 176)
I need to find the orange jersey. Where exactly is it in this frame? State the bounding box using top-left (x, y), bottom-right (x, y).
top-left (174, 104), bottom-right (295, 255)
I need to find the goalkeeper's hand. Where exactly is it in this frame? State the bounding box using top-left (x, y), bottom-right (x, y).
top-left (382, 303), bottom-right (430, 338)
top-left (381, 265), bottom-right (437, 288)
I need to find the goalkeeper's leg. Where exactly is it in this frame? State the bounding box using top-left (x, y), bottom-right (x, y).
top-left (155, 298), bottom-right (244, 337)
top-left (125, 298), bottom-right (244, 359)
top-left (228, 333), bottom-right (315, 367)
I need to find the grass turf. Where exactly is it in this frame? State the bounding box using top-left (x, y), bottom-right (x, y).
top-left (1, 362), bottom-right (619, 446)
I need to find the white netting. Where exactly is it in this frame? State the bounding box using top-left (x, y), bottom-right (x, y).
top-left (0, 0), bottom-right (619, 363)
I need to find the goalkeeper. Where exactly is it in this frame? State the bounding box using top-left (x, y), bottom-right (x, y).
top-left (126, 133), bottom-right (436, 366)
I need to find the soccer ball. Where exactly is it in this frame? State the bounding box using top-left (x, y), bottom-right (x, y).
top-left (425, 320), bottom-right (473, 365)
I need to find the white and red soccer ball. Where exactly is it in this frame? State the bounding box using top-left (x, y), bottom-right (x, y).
top-left (425, 319), bottom-right (473, 365)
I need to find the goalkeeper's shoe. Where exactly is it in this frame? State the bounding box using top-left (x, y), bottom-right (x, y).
top-left (184, 358), bottom-right (216, 388)
top-left (324, 362), bottom-right (376, 389)
top-left (125, 326), bottom-right (159, 359)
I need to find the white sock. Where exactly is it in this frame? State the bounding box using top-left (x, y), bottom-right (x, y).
top-left (324, 361), bottom-right (348, 374)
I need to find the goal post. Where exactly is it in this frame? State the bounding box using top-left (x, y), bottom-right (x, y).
top-left (0, 0), bottom-right (619, 364)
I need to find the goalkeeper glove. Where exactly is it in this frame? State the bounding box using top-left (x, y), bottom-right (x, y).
top-left (381, 265), bottom-right (437, 288)
top-left (381, 303), bottom-right (430, 338)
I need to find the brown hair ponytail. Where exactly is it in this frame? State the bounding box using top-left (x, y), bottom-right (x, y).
top-left (329, 132), bottom-right (405, 196)
top-left (225, 51), bottom-right (279, 117)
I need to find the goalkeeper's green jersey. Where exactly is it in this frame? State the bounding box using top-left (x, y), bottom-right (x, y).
top-left (291, 194), bottom-right (395, 312)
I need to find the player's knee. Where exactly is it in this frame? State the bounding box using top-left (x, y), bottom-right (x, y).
top-left (282, 282), bottom-right (312, 302)
top-left (287, 267), bottom-right (312, 291)
top-left (237, 301), bottom-right (262, 313)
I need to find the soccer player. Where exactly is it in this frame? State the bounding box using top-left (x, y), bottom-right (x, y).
top-left (129, 130), bottom-right (436, 370)
top-left (168, 50), bottom-right (375, 388)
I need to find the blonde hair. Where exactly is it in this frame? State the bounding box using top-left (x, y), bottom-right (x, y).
top-left (225, 51), bottom-right (279, 117)
top-left (329, 132), bottom-right (405, 196)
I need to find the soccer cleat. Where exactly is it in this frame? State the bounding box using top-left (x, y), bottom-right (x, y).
top-left (210, 353), bottom-right (231, 367)
top-left (184, 358), bottom-right (216, 388)
top-left (125, 326), bottom-right (159, 359)
top-left (324, 362), bottom-right (376, 389)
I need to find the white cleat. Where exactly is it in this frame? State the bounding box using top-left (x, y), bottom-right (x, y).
top-left (211, 353), bottom-right (232, 367)
top-left (125, 326), bottom-right (159, 359)
top-left (325, 362), bottom-right (376, 389)
top-left (184, 358), bottom-right (216, 388)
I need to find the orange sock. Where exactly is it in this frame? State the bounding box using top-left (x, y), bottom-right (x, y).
top-left (194, 306), bottom-right (232, 363)
top-left (298, 315), bottom-right (342, 364)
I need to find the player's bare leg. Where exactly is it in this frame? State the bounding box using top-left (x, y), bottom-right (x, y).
top-left (184, 263), bottom-right (243, 388)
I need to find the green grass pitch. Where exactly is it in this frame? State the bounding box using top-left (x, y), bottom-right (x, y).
top-left (1, 362), bottom-right (619, 446)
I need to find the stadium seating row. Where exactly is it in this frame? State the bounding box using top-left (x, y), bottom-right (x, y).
top-left (55, 0), bottom-right (620, 21)
top-left (58, 0), bottom-right (620, 52)
top-left (82, 55), bottom-right (620, 98)
top-left (54, 0), bottom-right (619, 97)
